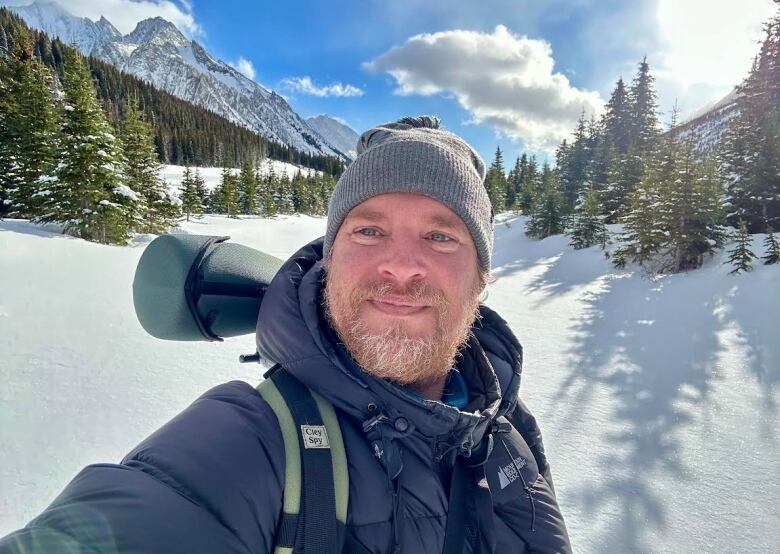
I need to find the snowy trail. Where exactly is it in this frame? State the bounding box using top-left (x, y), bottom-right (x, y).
top-left (1, 214), bottom-right (778, 552)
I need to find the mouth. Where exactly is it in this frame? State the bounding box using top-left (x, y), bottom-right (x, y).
top-left (367, 298), bottom-right (429, 316)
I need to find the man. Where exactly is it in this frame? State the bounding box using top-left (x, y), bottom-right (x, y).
top-left (0, 116), bottom-right (571, 552)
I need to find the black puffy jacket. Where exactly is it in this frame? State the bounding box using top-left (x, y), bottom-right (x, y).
top-left (0, 238), bottom-right (571, 553)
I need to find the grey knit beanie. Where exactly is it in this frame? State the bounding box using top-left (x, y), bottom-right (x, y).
top-left (323, 116), bottom-right (493, 271)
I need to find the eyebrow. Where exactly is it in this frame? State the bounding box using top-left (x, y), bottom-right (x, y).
top-left (347, 209), bottom-right (466, 234)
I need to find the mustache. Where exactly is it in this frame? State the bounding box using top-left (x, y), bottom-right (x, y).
top-left (350, 280), bottom-right (446, 307)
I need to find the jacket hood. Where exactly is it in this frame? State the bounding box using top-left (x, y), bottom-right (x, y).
top-left (255, 237), bottom-right (522, 453)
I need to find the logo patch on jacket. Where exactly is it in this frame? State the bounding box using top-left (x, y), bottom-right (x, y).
top-left (497, 455), bottom-right (527, 489)
top-left (301, 425), bottom-right (330, 448)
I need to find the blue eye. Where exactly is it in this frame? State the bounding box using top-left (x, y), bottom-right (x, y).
top-left (356, 228), bottom-right (380, 237)
top-left (429, 233), bottom-right (452, 242)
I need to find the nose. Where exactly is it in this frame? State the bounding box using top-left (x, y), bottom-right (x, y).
top-left (375, 235), bottom-right (427, 285)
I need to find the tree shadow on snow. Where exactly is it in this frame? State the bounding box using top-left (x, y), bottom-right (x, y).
top-left (551, 270), bottom-right (728, 552)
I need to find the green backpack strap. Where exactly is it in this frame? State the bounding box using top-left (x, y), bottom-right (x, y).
top-left (256, 366), bottom-right (348, 554)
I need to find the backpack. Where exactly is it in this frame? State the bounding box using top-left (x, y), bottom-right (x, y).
top-left (256, 365), bottom-right (349, 554)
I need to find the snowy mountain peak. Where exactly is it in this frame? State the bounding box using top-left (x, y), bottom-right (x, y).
top-left (11, 1), bottom-right (120, 55)
top-left (125, 17), bottom-right (188, 48)
top-left (11, 1), bottom-right (347, 161)
top-left (95, 15), bottom-right (121, 39)
top-left (306, 115), bottom-right (360, 160)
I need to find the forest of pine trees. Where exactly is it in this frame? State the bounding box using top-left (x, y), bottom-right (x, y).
top-left (481, 6), bottom-right (780, 275)
top-left (0, 8), bottom-right (346, 172)
top-left (0, 8), bottom-right (343, 244)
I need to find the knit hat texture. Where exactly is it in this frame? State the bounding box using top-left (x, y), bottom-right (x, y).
top-left (323, 115), bottom-right (493, 271)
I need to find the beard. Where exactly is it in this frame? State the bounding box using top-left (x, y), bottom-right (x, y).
top-left (323, 266), bottom-right (482, 390)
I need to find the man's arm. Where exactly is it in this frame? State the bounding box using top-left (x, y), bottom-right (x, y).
top-left (0, 381), bottom-right (285, 554)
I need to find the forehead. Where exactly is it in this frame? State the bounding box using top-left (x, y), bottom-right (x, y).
top-left (343, 193), bottom-right (468, 232)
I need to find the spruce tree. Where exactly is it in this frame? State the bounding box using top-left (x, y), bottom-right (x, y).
top-left (179, 165), bottom-right (203, 221)
top-left (518, 155), bottom-right (540, 214)
top-left (193, 167), bottom-right (208, 208)
top-left (213, 163), bottom-right (238, 217)
top-left (664, 146), bottom-right (726, 271)
top-left (526, 162), bottom-right (565, 239)
top-left (763, 226), bottom-right (780, 264)
top-left (485, 146), bottom-right (507, 214)
top-left (121, 98), bottom-right (177, 233)
top-left (238, 159), bottom-right (257, 215)
top-left (0, 26), bottom-right (60, 219)
top-left (262, 159), bottom-right (278, 217)
top-left (612, 170), bottom-right (666, 267)
top-left (628, 57), bottom-right (660, 151)
top-left (568, 185), bottom-right (608, 249)
top-left (506, 155), bottom-right (523, 210)
top-left (40, 51), bottom-right (130, 244)
top-left (718, 14), bottom-right (780, 233)
top-left (558, 112), bottom-right (589, 211)
top-left (726, 220), bottom-right (758, 274)
top-left (603, 77), bottom-right (632, 154)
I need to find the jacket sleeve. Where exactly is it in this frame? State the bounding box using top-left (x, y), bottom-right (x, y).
top-left (0, 381), bottom-right (286, 554)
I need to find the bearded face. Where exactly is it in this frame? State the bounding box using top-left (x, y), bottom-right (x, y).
top-left (322, 193), bottom-right (484, 394)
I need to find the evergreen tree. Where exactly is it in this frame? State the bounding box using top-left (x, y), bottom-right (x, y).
top-left (212, 163), bottom-right (239, 217)
top-left (718, 13), bottom-right (780, 232)
top-left (121, 98), bottom-right (177, 233)
top-left (40, 51), bottom-right (129, 244)
top-left (762, 226), bottom-right (780, 264)
top-left (628, 57), bottom-right (660, 151)
top-left (179, 165), bottom-right (203, 221)
top-left (238, 159), bottom-right (258, 215)
top-left (261, 159), bottom-right (278, 217)
top-left (663, 145), bottom-right (726, 271)
top-left (567, 185), bottom-right (608, 249)
top-left (193, 168), bottom-right (208, 207)
top-left (558, 112), bottom-right (590, 211)
top-left (603, 77), bottom-right (633, 154)
top-left (725, 220), bottom-right (758, 274)
top-left (526, 162), bottom-right (565, 238)
top-left (484, 146), bottom-right (507, 214)
top-left (612, 169), bottom-right (667, 267)
top-left (518, 155), bottom-right (539, 214)
top-left (275, 168), bottom-right (294, 214)
top-left (0, 26), bottom-right (60, 218)
top-left (506, 155), bottom-right (524, 210)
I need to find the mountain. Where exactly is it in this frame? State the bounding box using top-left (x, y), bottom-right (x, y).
top-left (10, 1), bottom-right (348, 161)
top-left (306, 115), bottom-right (360, 159)
top-left (678, 88), bottom-right (740, 155)
top-left (10, 0), bottom-right (121, 53)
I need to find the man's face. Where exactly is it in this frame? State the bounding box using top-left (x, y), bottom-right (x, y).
top-left (324, 192), bottom-right (484, 390)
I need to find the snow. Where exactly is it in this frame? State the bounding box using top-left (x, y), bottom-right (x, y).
top-left (1, 214), bottom-right (778, 552)
top-left (160, 162), bottom-right (321, 195)
top-left (113, 184), bottom-right (139, 201)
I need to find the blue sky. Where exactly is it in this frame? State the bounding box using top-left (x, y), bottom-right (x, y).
top-left (5, 0), bottom-right (777, 166)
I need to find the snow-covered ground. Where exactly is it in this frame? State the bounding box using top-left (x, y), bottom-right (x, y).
top-left (161, 161), bottom-right (321, 195)
top-left (1, 214), bottom-right (778, 552)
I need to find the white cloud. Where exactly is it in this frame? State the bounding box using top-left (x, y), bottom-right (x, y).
top-left (363, 25), bottom-right (603, 152)
top-left (7, 0), bottom-right (202, 36)
top-left (228, 56), bottom-right (256, 81)
top-left (281, 76), bottom-right (364, 98)
top-left (653, 0), bottom-right (775, 118)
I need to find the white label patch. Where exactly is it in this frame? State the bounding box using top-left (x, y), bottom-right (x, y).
top-left (301, 425), bottom-right (330, 449)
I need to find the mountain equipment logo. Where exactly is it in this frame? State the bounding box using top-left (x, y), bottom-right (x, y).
top-left (498, 455), bottom-right (527, 490)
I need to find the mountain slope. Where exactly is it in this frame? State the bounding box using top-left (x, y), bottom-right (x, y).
top-left (306, 115), bottom-right (360, 159)
top-left (11, 1), bottom-right (347, 160)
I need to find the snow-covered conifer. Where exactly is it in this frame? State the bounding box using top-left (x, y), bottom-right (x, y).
top-left (41, 51), bottom-right (129, 244)
top-left (725, 220), bottom-right (758, 274)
